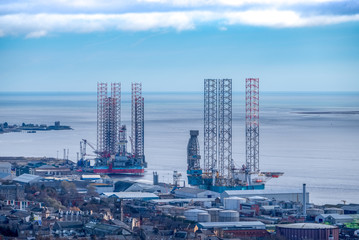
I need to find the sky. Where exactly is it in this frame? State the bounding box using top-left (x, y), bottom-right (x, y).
top-left (0, 0), bottom-right (359, 92)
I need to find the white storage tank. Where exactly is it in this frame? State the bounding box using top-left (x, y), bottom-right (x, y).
top-left (207, 208), bottom-right (221, 222)
top-left (198, 213), bottom-right (211, 222)
top-left (219, 210), bottom-right (240, 222)
top-left (184, 209), bottom-right (207, 222)
top-left (204, 201), bottom-right (212, 208)
top-left (224, 197), bottom-right (246, 210)
top-left (247, 196), bottom-right (268, 202)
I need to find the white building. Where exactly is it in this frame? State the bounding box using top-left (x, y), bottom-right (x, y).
top-left (0, 162), bottom-right (11, 174)
top-left (101, 192), bottom-right (159, 201)
top-left (13, 174), bottom-right (42, 184)
top-left (221, 188), bottom-right (309, 204)
top-left (174, 187), bottom-right (220, 199)
top-left (315, 214), bottom-right (353, 224)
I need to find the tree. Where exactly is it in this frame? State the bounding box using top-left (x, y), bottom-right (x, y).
top-left (87, 185), bottom-right (99, 198)
top-left (60, 181), bottom-right (83, 207)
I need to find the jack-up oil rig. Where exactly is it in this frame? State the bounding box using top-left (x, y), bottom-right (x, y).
top-left (187, 78), bottom-right (283, 192)
top-left (78, 82), bottom-right (146, 175)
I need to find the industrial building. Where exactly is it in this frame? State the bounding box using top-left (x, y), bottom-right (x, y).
top-left (276, 223), bottom-right (339, 240)
top-left (195, 221), bottom-right (269, 238)
top-left (13, 174), bottom-right (42, 185)
top-left (174, 187), bottom-right (220, 199)
top-left (315, 213), bottom-right (353, 224)
top-left (0, 162), bottom-right (11, 174)
top-left (101, 192), bottom-right (159, 201)
top-left (221, 188), bottom-right (309, 204)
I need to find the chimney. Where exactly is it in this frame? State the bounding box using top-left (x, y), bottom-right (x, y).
top-left (303, 183), bottom-right (307, 217)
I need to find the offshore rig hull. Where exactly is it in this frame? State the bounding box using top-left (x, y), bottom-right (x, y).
top-left (93, 165), bottom-right (144, 175)
top-left (79, 82), bottom-right (146, 176)
top-left (185, 79), bottom-right (283, 193)
top-left (187, 169), bottom-right (283, 193)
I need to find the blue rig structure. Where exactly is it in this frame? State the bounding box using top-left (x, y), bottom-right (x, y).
top-left (186, 79), bottom-right (283, 193)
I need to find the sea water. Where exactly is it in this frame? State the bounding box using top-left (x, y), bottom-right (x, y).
top-left (0, 91), bottom-right (358, 205)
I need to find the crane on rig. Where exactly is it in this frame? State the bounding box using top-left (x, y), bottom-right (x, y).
top-left (77, 139), bottom-right (97, 168)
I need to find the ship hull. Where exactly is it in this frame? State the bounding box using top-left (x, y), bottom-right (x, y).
top-left (93, 166), bottom-right (144, 175)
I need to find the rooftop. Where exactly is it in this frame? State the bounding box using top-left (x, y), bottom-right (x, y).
top-left (0, 172), bottom-right (11, 179)
top-left (198, 221), bottom-right (265, 230)
top-left (35, 167), bottom-right (70, 172)
top-left (101, 192), bottom-right (159, 199)
top-left (318, 214), bottom-right (353, 220)
top-left (13, 174), bottom-right (42, 183)
top-left (85, 222), bottom-right (122, 232)
top-left (223, 188), bottom-right (305, 196)
top-left (151, 198), bottom-right (216, 204)
top-left (342, 205), bottom-right (359, 211)
top-left (0, 162), bottom-right (11, 167)
top-left (81, 174), bottom-right (101, 179)
top-left (277, 223), bottom-right (338, 229)
top-left (175, 187), bottom-right (207, 194)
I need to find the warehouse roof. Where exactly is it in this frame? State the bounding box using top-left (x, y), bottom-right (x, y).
top-left (13, 174), bottom-right (42, 183)
top-left (277, 223), bottom-right (338, 229)
top-left (151, 198), bottom-right (216, 204)
top-left (223, 189), bottom-right (303, 196)
top-left (81, 174), bottom-right (101, 180)
top-left (101, 192), bottom-right (159, 200)
top-left (175, 187), bottom-right (207, 194)
top-left (342, 205), bottom-right (359, 212)
top-left (198, 221), bottom-right (265, 230)
top-left (35, 167), bottom-right (70, 172)
top-left (318, 214), bottom-right (353, 220)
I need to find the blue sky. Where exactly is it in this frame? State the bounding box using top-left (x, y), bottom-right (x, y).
top-left (0, 0), bottom-right (359, 92)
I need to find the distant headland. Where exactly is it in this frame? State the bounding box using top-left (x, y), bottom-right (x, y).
top-left (0, 121), bottom-right (72, 134)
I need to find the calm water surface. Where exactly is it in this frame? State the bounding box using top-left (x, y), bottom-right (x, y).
top-left (0, 91), bottom-right (358, 205)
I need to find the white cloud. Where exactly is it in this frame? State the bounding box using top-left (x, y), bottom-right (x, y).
top-left (0, 12), bottom-right (207, 36)
top-left (25, 30), bottom-right (47, 38)
top-left (224, 10), bottom-right (359, 27)
top-left (137, 0), bottom-right (345, 7)
top-left (0, 0), bottom-right (358, 37)
top-left (0, 0), bottom-right (349, 13)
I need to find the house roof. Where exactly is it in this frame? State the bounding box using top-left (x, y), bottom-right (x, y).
top-left (11, 210), bottom-right (31, 218)
top-left (55, 221), bottom-right (83, 229)
top-left (0, 172), bottom-right (11, 179)
top-left (85, 222), bottom-right (122, 233)
top-left (17, 223), bottom-right (33, 230)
